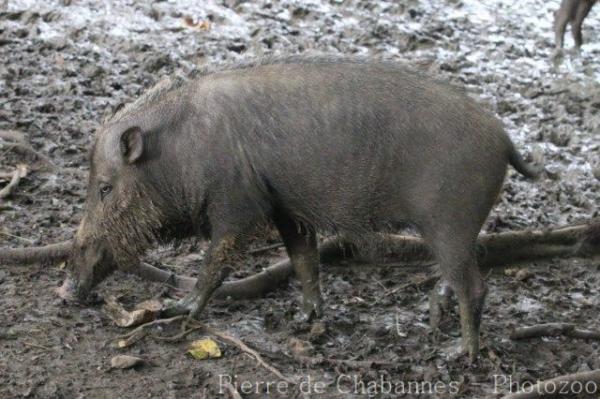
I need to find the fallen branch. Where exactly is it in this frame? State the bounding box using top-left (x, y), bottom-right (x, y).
top-left (0, 164), bottom-right (27, 199)
top-left (1, 220), bottom-right (599, 301)
top-left (155, 219), bottom-right (600, 299)
top-left (0, 171), bottom-right (16, 180)
top-left (0, 240), bottom-right (71, 265)
top-left (510, 323), bottom-right (600, 340)
top-left (502, 369), bottom-right (600, 399)
top-left (0, 130), bottom-right (54, 168)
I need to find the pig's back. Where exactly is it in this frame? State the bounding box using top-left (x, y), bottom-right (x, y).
top-left (194, 58), bottom-right (513, 233)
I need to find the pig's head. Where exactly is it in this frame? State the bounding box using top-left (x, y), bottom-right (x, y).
top-left (61, 123), bottom-right (168, 301)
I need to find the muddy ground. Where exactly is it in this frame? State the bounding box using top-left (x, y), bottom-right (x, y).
top-left (1, 0), bottom-right (599, 398)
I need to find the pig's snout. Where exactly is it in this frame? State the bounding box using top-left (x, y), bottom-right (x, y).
top-left (61, 238), bottom-right (116, 302)
top-left (55, 276), bottom-right (80, 301)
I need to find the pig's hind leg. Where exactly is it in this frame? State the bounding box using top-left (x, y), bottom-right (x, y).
top-left (423, 226), bottom-right (487, 363)
top-left (572, 0), bottom-right (595, 49)
top-left (274, 213), bottom-right (323, 321)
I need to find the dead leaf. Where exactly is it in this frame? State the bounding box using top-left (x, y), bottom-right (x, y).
top-left (288, 337), bottom-right (314, 357)
top-left (515, 268), bottom-right (532, 281)
top-left (103, 296), bottom-right (161, 328)
top-left (182, 16), bottom-right (211, 31)
top-left (109, 355), bottom-right (144, 370)
top-left (188, 338), bottom-right (221, 360)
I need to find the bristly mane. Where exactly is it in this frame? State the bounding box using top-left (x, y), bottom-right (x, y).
top-left (105, 54), bottom-right (377, 124)
top-left (105, 53), bottom-right (459, 125)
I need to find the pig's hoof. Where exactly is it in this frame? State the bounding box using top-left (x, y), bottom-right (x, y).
top-left (301, 298), bottom-right (323, 322)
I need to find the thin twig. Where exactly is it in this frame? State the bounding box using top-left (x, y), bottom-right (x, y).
top-left (248, 242), bottom-right (284, 255)
top-left (23, 341), bottom-right (55, 351)
top-left (0, 164), bottom-right (27, 199)
top-left (0, 230), bottom-right (34, 244)
top-left (152, 326), bottom-right (202, 342)
top-left (0, 139), bottom-right (54, 167)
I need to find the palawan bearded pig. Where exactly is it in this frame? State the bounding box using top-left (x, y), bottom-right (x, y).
top-left (65, 56), bottom-right (540, 362)
top-left (554, 0), bottom-right (597, 52)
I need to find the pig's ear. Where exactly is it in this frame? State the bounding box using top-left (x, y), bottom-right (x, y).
top-left (119, 127), bottom-right (144, 164)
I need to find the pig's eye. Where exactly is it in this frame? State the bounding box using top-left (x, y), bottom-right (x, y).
top-left (99, 184), bottom-right (112, 200)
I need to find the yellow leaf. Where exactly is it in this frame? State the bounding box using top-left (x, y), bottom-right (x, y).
top-left (188, 338), bottom-right (221, 360)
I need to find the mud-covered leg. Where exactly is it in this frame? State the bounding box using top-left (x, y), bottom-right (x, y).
top-left (452, 255), bottom-right (486, 363)
top-left (430, 240), bottom-right (487, 363)
top-left (572, 0), bottom-right (594, 49)
top-left (274, 214), bottom-right (322, 320)
top-left (162, 234), bottom-right (242, 318)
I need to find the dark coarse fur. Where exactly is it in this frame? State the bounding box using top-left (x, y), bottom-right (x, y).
top-left (86, 54), bottom-right (538, 264)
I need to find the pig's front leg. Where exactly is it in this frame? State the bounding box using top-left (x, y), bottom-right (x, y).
top-left (162, 234), bottom-right (242, 318)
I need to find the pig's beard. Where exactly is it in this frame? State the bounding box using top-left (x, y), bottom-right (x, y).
top-left (96, 184), bottom-right (168, 271)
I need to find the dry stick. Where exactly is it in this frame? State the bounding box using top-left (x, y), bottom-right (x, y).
top-left (510, 323), bottom-right (600, 340)
top-left (189, 321), bottom-right (296, 385)
top-left (152, 326), bottom-right (203, 342)
top-left (0, 130), bottom-right (55, 168)
top-left (0, 164), bottom-right (27, 199)
top-left (502, 369), bottom-right (600, 399)
top-left (22, 341), bottom-right (55, 352)
top-left (248, 242), bottom-right (284, 255)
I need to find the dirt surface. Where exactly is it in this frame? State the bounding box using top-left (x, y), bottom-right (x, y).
top-left (1, 0), bottom-right (599, 398)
